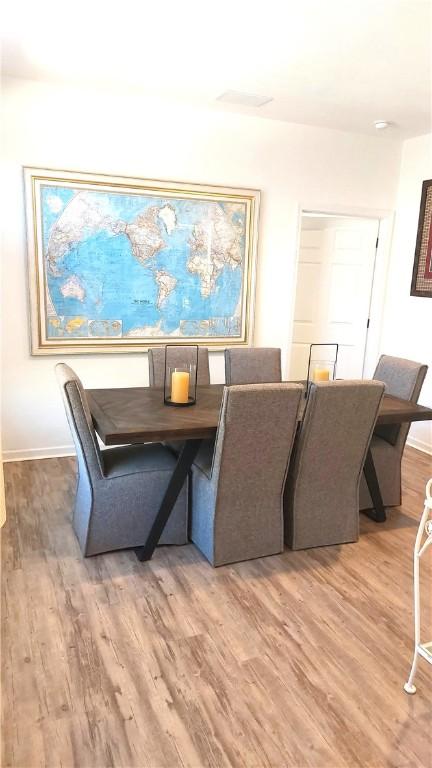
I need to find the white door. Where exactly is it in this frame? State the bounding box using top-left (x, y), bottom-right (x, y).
top-left (290, 216), bottom-right (380, 381)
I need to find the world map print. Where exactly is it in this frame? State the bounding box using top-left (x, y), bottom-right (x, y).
top-left (40, 185), bottom-right (249, 343)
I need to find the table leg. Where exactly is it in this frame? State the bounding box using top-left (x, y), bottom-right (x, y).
top-left (362, 447), bottom-right (386, 523)
top-left (135, 438), bottom-right (202, 562)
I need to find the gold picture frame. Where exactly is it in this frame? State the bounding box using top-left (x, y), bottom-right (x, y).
top-left (24, 167), bottom-right (260, 354)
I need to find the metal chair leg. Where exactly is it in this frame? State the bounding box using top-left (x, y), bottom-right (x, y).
top-left (404, 479), bottom-right (432, 694)
top-left (404, 652), bottom-right (418, 694)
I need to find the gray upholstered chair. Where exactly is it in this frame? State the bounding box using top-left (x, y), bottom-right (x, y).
top-left (56, 363), bottom-right (188, 556)
top-left (190, 383), bottom-right (303, 566)
top-left (148, 346), bottom-right (211, 456)
top-left (224, 347), bottom-right (282, 385)
top-left (285, 380), bottom-right (385, 550)
top-left (148, 346), bottom-right (210, 387)
top-left (359, 355), bottom-right (428, 510)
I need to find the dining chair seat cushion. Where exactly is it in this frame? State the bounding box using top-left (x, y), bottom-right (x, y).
top-left (191, 438), bottom-right (216, 479)
top-left (103, 443), bottom-right (180, 478)
top-left (167, 438), bottom-right (215, 480)
top-left (165, 440), bottom-right (185, 456)
top-left (97, 443), bottom-right (188, 550)
top-left (165, 438), bottom-right (215, 469)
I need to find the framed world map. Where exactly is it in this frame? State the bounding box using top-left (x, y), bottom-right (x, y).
top-left (24, 168), bottom-right (260, 354)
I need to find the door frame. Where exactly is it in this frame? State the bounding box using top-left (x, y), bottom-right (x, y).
top-left (286, 203), bottom-right (395, 379)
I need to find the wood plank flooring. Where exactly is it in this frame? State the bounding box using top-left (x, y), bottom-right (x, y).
top-left (1, 447), bottom-right (431, 768)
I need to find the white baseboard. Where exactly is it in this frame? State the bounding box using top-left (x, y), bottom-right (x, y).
top-left (407, 437), bottom-right (432, 456)
top-left (3, 445), bottom-right (76, 462)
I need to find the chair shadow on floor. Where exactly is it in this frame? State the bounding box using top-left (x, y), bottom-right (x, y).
top-left (360, 507), bottom-right (419, 533)
top-left (150, 538), bottom-right (349, 582)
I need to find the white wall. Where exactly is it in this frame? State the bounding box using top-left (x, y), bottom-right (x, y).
top-left (1, 76), bottom-right (401, 459)
top-left (380, 133), bottom-right (432, 454)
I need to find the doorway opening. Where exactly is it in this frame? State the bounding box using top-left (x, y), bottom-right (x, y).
top-left (289, 212), bottom-right (380, 381)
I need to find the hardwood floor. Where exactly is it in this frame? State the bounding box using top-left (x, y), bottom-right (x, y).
top-left (2, 447), bottom-right (431, 768)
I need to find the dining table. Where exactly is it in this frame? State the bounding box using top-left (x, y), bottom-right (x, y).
top-left (86, 383), bottom-right (432, 561)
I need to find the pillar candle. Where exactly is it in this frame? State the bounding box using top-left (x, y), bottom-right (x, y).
top-left (313, 368), bottom-right (330, 382)
top-left (171, 371), bottom-right (190, 403)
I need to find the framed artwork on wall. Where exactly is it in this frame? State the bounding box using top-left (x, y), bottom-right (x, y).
top-left (24, 167), bottom-right (260, 354)
top-left (411, 178), bottom-right (432, 298)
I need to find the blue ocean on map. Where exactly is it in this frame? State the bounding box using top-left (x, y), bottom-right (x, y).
top-left (42, 186), bottom-right (246, 339)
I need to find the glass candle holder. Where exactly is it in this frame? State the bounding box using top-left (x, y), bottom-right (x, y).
top-left (311, 360), bottom-right (333, 382)
top-left (306, 343), bottom-right (339, 396)
top-left (163, 345), bottom-right (198, 406)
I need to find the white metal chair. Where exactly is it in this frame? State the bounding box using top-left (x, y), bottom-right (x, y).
top-left (404, 478), bottom-right (432, 694)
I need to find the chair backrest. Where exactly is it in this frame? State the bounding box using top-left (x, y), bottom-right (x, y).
top-left (224, 348), bottom-right (282, 385)
top-left (148, 346), bottom-right (210, 387)
top-left (211, 382), bottom-right (303, 515)
top-left (373, 355), bottom-right (428, 447)
top-left (55, 363), bottom-right (103, 481)
top-left (284, 380), bottom-right (385, 547)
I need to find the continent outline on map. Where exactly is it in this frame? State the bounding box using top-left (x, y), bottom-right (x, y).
top-left (44, 191), bottom-right (245, 337)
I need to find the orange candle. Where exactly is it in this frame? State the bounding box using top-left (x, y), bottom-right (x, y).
top-left (171, 371), bottom-right (190, 403)
top-left (313, 367), bottom-right (330, 382)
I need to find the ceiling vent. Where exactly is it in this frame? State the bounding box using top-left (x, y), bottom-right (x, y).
top-left (216, 90), bottom-right (273, 108)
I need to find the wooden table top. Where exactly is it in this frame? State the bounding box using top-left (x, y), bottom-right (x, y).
top-left (86, 384), bottom-right (432, 446)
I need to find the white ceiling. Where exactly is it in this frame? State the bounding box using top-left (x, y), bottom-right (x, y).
top-left (2, 0), bottom-right (431, 139)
